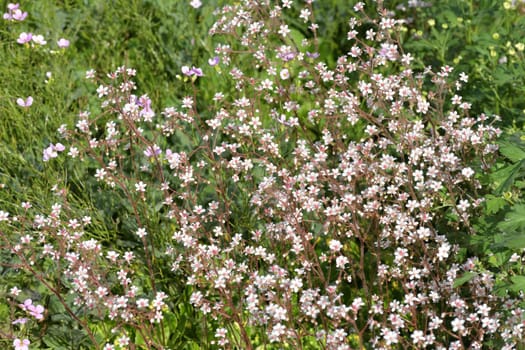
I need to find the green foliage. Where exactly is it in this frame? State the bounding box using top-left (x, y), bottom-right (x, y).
top-left (402, 0), bottom-right (525, 121)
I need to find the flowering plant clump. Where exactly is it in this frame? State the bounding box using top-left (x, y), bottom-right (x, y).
top-left (1, 1), bottom-right (525, 349)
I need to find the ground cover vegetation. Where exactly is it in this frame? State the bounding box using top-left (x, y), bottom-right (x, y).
top-left (1, 0), bottom-right (525, 349)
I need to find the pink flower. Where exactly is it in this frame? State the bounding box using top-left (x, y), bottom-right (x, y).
top-left (28, 304), bottom-right (45, 319)
top-left (12, 318), bottom-right (28, 325)
top-left (16, 96), bottom-right (33, 107)
top-left (57, 38), bottom-right (70, 48)
top-left (43, 143), bottom-right (65, 162)
top-left (3, 3), bottom-right (27, 21)
top-left (190, 0), bottom-right (202, 8)
top-left (181, 66), bottom-right (192, 76)
top-left (9, 286), bottom-right (21, 296)
top-left (13, 339), bottom-right (30, 350)
top-left (19, 298), bottom-right (45, 320)
top-left (182, 66), bottom-right (203, 77)
top-left (12, 8), bottom-right (27, 21)
top-left (16, 32), bottom-right (32, 44)
top-left (208, 56), bottom-right (220, 66)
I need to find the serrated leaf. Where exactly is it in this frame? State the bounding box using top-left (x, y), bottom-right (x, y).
top-left (488, 252), bottom-right (507, 268)
top-left (493, 232), bottom-right (525, 249)
top-left (453, 272), bottom-right (477, 288)
top-left (510, 275), bottom-right (525, 292)
top-left (497, 204), bottom-right (525, 232)
top-left (484, 195), bottom-right (507, 214)
top-left (499, 141), bottom-right (525, 162)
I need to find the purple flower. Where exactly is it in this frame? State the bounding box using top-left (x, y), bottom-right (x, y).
top-left (16, 96), bottom-right (33, 107)
top-left (306, 51), bottom-right (319, 59)
top-left (132, 94), bottom-right (155, 121)
top-left (191, 67), bottom-right (203, 76)
top-left (182, 66), bottom-right (203, 77)
top-left (57, 38), bottom-right (70, 48)
top-left (18, 299), bottom-right (33, 311)
top-left (17, 32), bottom-right (32, 44)
top-left (281, 52), bottom-right (296, 61)
top-left (208, 56), bottom-right (220, 66)
top-left (144, 144), bottom-right (162, 158)
top-left (12, 318), bottom-right (28, 325)
top-left (181, 65), bottom-right (192, 76)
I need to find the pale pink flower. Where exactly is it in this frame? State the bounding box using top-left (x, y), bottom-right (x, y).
top-left (57, 38), bottom-right (70, 48)
top-left (16, 32), bottom-right (32, 44)
top-left (190, 0), bottom-right (202, 8)
top-left (13, 339), bottom-right (30, 350)
top-left (16, 96), bottom-right (33, 107)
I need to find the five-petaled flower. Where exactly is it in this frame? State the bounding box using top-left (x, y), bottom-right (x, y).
top-left (16, 32), bottom-right (32, 44)
top-left (13, 339), bottom-right (30, 350)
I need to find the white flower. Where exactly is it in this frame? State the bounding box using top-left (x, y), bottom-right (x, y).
top-left (136, 228), bottom-right (147, 238)
top-left (32, 34), bottom-right (47, 45)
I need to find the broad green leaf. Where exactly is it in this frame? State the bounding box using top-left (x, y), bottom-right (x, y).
top-left (497, 204), bottom-right (525, 232)
top-left (510, 275), bottom-right (525, 293)
top-left (289, 28), bottom-right (306, 48)
top-left (453, 272), bottom-right (477, 288)
top-left (484, 195), bottom-right (507, 214)
top-left (498, 141), bottom-right (525, 163)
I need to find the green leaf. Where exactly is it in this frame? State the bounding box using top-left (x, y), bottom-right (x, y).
top-left (499, 141), bottom-right (525, 162)
top-left (497, 204), bottom-right (525, 232)
top-left (289, 28), bottom-right (306, 48)
top-left (484, 195), bottom-right (507, 214)
top-left (510, 275), bottom-right (525, 292)
top-left (42, 334), bottom-right (68, 350)
top-left (493, 232), bottom-right (525, 250)
top-left (488, 252), bottom-right (507, 268)
top-left (493, 160), bottom-right (525, 195)
top-left (453, 272), bottom-right (477, 288)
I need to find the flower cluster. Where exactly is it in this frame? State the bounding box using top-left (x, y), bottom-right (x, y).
top-left (3, 3), bottom-right (70, 52)
top-left (4, 3), bottom-right (71, 122)
top-left (2, 193), bottom-right (172, 348)
top-left (2, 1), bottom-right (524, 349)
top-left (3, 3), bottom-right (27, 21)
